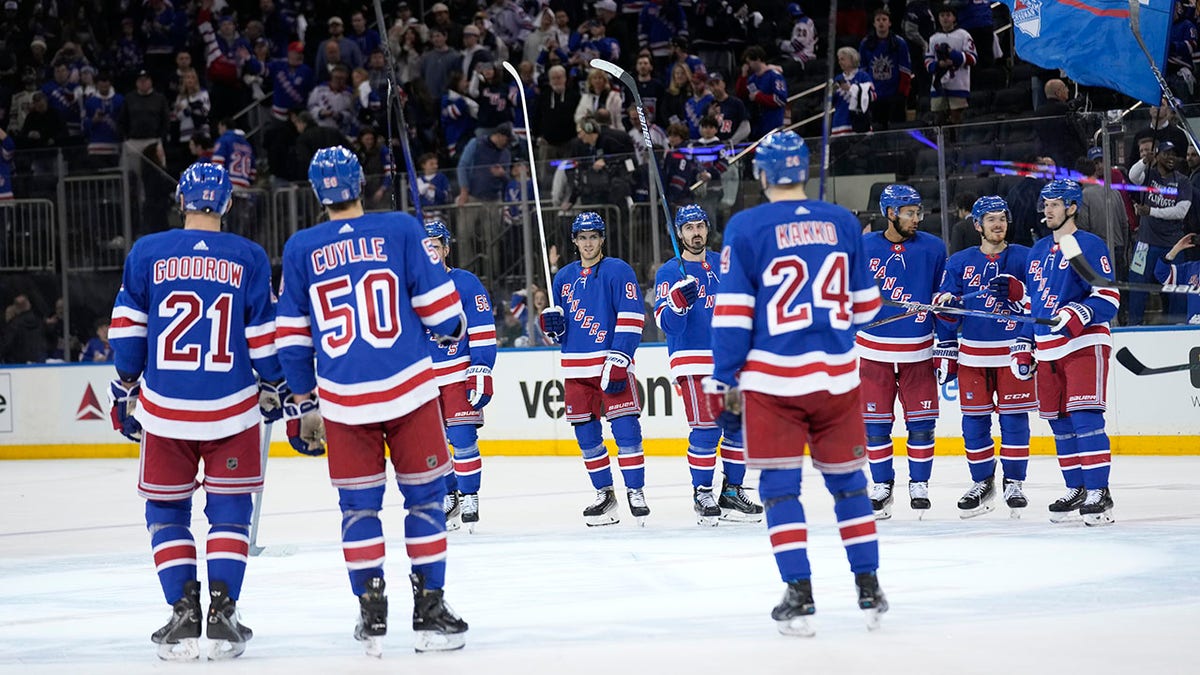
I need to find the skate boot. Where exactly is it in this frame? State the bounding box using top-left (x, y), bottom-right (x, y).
top-left (443, 491), bottom-right (462, 532)
top-left (855, 572), bottom-right (889, 631)
top-left (1003, 479), bottom-right (1028, 518)
top-left (718, 478), bottom-right (765, 522)
top-left (627, 488), bottom-right (650, 526)
top-left (460, 493), bottom-right (479, 533)
top-left (770, 579), bottom-right (816, 637)
top-left (1048, 486), bottom-right (1086, 523)
top-left (354, 576), bottom-right (388, 657)
top-left (693, 486), bottom-right (721, 527)
top-left (206, 581), bottom-right (252, 660)
top-left (410, 572), bottom-right (468, 652)
top-left (870, 480), bottom-right (895, 520)
top-left (151, 580), bottom-right (201, 661)
top-left (583, 487), bottom-right (619, 527)
top-left (909, 481), bottom-right (931, 517)
top-left (956, 475), bottom-right (995, 519)
top-left (1080, 488), bottom-right (1115, 527)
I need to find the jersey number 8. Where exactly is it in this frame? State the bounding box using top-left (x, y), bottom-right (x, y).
top-left (762, 253), bottom-right (852, 335)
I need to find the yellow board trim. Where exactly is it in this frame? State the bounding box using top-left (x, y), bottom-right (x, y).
top-left (2, 435), bottom-right (1198, 460)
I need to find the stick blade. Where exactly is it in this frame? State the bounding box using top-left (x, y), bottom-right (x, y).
top-left (588, 58), bottom-right (622, 78)
top-left (1115, 347), bottom-right (1148, 375)
top-left (500, 60), bottom-right (519, 79)
top-left (1059, 233), bottom-right (1083, 261)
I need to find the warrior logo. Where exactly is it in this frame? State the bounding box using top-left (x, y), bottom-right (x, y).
top-left (1013, 0), bottom-right (1042, 39)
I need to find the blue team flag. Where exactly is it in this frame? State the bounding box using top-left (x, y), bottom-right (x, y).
top-left (1002, 0), bottom-right (1173, 105)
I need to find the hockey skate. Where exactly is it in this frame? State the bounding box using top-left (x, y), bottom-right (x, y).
top-left (956, 476), bottom-right (995, 519)
top-left (443, 491), bottom-right (462, 532)
top-left (354, 576), bottom-right (387, 658)
top-left (771, 579), bottom-right (816, 637)
top-left (1048, 486), bottom-right (1086, 523)
top-left (1003, 479), bottom-right (1028, 519)
top-left (855, 572), bottom-right (889, 631)
top-left (583, 487), bottom-right (619, 527)
top-left (1080, 488), bottom-right (1115, 527)
top-left (627, 488), bottom-right (650, 526)
top-left (410, 572), bottom-right (467, 652)
top-left (909, 481), bottom-right (931, 518)
top-left (718, 478), bottom-right (764, 522)
top-left (206, 581), bottom-right (252, 660)
top-left (151, 580), bottom-right (201, 661)
top-left (460, 493), bottom-right (479, 533)
top-left (693, 487), bottom-right (721, 527)
top-left (870, 480), bottom-right (894, 520)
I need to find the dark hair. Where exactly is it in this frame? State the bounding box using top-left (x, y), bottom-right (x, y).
top-left (874, 8), bottom-right (891, 19)
top-left (1075, 157), bottom-right (1096, 177)
top-left (191, 132), bottom-right (213, 150)
top-left (699, 115), bottom-right (718, 129)
top-left (955, 192), bottom-right (977, 212)
top-left (220, 117), bottom-right (237, 131)
top-left (743, 45), bottom-right (766, 63)
top-left (417, 152), bottom-right (437, 165)
top-left (667, 122), bottom-right (689, 138)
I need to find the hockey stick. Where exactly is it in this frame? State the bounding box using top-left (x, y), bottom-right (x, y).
top-left (1128, 0), bottom-right (1200, 152)
top-left (501, 61), bottom-right (556, 308)
top-left (1115, 346), bottom-right (1200, 375)
top-left (1059, 233), bottom-right (1200, 295)
top-left (248, 422), bottom-right (271, 556)
top-left (373, 0), bottom-right (424, 217)
top-left (686, 111), bottom-right (824, 193)
top-left (881, 298), bottom-right (1061, 326)
top-left (589, 58), bottom-right (686, 276)
top-left (864, 287), bottom-right (989, 329)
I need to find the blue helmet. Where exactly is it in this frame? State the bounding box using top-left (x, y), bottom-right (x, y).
top-left (308, 146), bottom-right (363, 205)
top-left (970, 195), bottom-right (1011, 225)
top-left (674, 203), bottom-right (709, 231)
top-left (879, 184), bottom-right (922, 216)
top-left (752, 131), bottom-right (809, 185)
top-left (177, 162), bottom-right (233, 215)
top-left (572, 211), bottom-right (606, 236)
top-left (424, 219), bottom-right (451, 243)
top-left (1039, 179), bottom-right (1083, 208)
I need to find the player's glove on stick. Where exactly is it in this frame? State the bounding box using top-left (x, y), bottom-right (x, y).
top-left (465, 364), bottom-right (493, 409)
top-left (1051, 301), bottom-right (1092, 338)
top-left (988, 274), bottom-right (1026, 312)
top-left (108, 379), bottom-right (143, 442)
top-left (433, 312), bottom-right (468, 347)
top-left (284, 396), bottom-right (326, 456)
top-left (1009, 338), bottom-right (1036, 381)
top-left (666, 276), bottom-right (699, 315)
top-left (257, 379), bottom-right (289, 423)
top-left (933, 340), bottom-right (959, 385)
top-left (538, 306), bottom-right (565, 342)
top-left (931, 291), bottom-right (962, 309)
top-left (600, 351), bottom-right (632, 394)
top-left (701, 376), bottom-right (742, 435)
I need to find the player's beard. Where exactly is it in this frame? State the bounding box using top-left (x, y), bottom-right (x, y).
top-left (983, 228), bottom-right (1006, 246)
top-left (684, 234), bottom-right (707, 255)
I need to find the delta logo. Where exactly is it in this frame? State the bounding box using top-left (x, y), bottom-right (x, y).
top-left (76, 384), bottom-right (105, 421)
top-left (1013, 0), bottom-right (1042, 39)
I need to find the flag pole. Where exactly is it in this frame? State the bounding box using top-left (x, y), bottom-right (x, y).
top-left (1128, 0), bottom-right (1200, 153)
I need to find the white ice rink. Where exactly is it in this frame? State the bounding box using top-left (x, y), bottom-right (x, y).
top-left (1, 455), bottom-right (1198, 674)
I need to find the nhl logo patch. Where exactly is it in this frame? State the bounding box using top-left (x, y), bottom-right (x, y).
top-left (1013, 0), bottom-right (1042, 39)
top-left (852, 445), bottom-right (865, 458)
top-left (226, 457), bottom-right (238, 470)
top-left (427, 455), bottom-right (438, 469)
top-left (866, 402), bottom-right (876, 412)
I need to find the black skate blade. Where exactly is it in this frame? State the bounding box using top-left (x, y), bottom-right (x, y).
top-left (156, 638), bottom-right (200, 661)
top-left (414, 630), bottom-right (466, 652)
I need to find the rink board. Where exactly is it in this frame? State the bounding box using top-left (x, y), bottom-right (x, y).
top-left (1, 327), bottom-right (1197, 459)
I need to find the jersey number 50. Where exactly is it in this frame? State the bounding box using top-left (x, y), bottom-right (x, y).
top-left (311, 270), bottom-right (403, 357)
top-left (762, 253), bottom-right (852, 335)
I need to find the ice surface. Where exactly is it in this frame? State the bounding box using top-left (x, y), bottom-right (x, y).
top-left (1, 456), bottom-right (1197, 673)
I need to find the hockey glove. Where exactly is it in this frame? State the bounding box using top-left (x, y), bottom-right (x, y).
top-left (933, 340), bottom-right (959, 386)
top-left (701, 377), bottom-right (743, 435)
top-left (284, 396), bottom-right (326, 456)
top-left (666, 276), bottom-right (700, 315)
top-left (600, 351), bottom-right (632, 394)
top-left (931, 291), bottom-right (962, 309)
top-left (988, 274), bottom-right (1026, 312)
top-left (432, 311), bottom-right (468, 347)
top-left (538, 306), bottom-right (565, 342)
top-left (108, 379), bottom-right (143, 443)
top-left (1009, 338), bottom-right (1036, 381)
top-left (1051, 302), bottom-right (1092, 338)
top-left (257, 379), bottom-right (289, 423)
top-left (465, 364), bottom-right (493, 409)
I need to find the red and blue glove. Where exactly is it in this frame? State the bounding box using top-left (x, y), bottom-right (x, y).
top-left (284, 396), bottom-right (326, 456)
top-left (465, 365), bottom-right (493, 409)
top-left (600, 351), bottom-right (632, 394)
top-left (933, 340), bottom-right (959, 385)
top-left (538, 306), bottom-right (565, 342)
top-left (666, 276), bottom-right (699, 315)
top-left (701, 376), bottom-right (742, 435)
top-left (1051, 302), bottom-right (1092, 338)
top-left (108, 379), bottom-right (143, 443)
top-left (1009, 338), bottom-right (1036, 381)
top-left (257, 379), bottom-right (288, 423)
top-left (988, 274), bottom-right (1026, 312)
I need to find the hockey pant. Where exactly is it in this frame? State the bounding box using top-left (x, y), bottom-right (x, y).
top-left (338, 479), bottom-right (448, 596)
top-left (146, 492), bottom-right (251, 605)
top-left (576, 417), bottom-right (644, 490)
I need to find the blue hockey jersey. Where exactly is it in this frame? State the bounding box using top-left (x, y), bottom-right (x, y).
top-left (856, 231), bottom-right (947, 363)
top-left (654, 252), bottom-right (721, 379)
top-left (712, 200), bottom-right (882, 397)
top-left (744, 68), bottom-right (787, 138)
top-left (247, 59), bottom-right (315, 119)
top-left (212, 129), bottom-right (256, 188)
top-left (0, 135), bottom-right (15, 199)
top-left (276, 212), bottom-right (465, 425)
top-left (1021, 231), bottom-right (1119, 361)
top-left (110, 230), bottom-right (281, 440)
top-left (429, 268), bottom-right (497, 387)
top-left (935, 244), bottom-right (1030, 367)
top-left (551, 256), bottom-right (645, 379)
top-left (83, 91), bottom-right (124, 156)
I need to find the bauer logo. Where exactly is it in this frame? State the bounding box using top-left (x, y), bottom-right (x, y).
top-left (1013, 0), bottom-right (1042, 39)
top-left (0, 373), bottom-right (11, 433)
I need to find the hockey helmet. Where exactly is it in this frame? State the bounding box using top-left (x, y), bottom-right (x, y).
top-left (424, 219), bottom-right (452, 244)
top-left (879, 184), bottom-right (922, 217)
top-left (308, 145), bottom-right (364, 205)
top-left (571, 211), bottom-right (606, 236)
top-left (674, 203), bottom-right (709, 232)
top-left (752, 130), bottom-right (809, 185)
top-left (970, 195), bottom-right (1011, 225)
top-left (1039, 179), bottom-right (1083, 209)
top-left (177, 162), bottom-right (233, 216)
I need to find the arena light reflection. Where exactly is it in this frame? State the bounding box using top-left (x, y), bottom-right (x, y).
top-left (982, 160), bottom-right (1177, 196)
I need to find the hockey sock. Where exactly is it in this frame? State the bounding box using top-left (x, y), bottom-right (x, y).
top-left (823, 470), bottom-right (879, 574)
top-left (719, 430), bottom-right (747, 485)
top-left (905, 424), bottom-right (936, 483)
top-left (962, 414), bottom-right (996, 482)
top-left (203, 492), bottom-right (252, 600)
top-left (443, 470), bottom-right (458, 496)
top-left (759, 468), bottom-right (810, 582)
top-left (146, 498), bottom-right (197, 604)
top-left (612, 415), bottom-right (645, 490)
top-left (398, 479), bottom-right (448, 591)
top-left (686, 444), bottom-right (717, 489)
top-left (338, 486), bottom-right (386, 597)
top-left (575, 420), bottom-right (613, 489)
top-left (1071, 410), bottom-right (1111, 490)
top-left (1048, 417), bottom-right (1083, 488)
top-left (447, 425), bottom-right (482, 494)
top-left (998, 413), bottom-right (1030, 481)
top-left (865, 425), bottom-right (895, 483)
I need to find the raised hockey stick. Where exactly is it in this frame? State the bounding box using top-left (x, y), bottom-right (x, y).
top-left (589, 58), bottom-right (686, 276)
top-left (881, 298), bottom-right (1061, 326)
top-left (373, 0), bottom-right (424, 217)
top-left (1115, 346), bottom-right (1200, 375)
top-left (1128, 0), bottom-right (1200, 152)
top-left (686, 111), bottom-right (824, 193)
top-left (501, 61), bottom-right (556, 308)
top-left (1059, 233), bottom-right (1200, 295)
top-left (864, 287), bottom-right (990, 329)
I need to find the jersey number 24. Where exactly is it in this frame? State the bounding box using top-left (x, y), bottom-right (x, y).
top-left (763, 253), bottom-right (852, 335)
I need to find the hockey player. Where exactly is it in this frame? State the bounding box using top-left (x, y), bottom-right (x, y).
top-left (704, 130), bottom-right (886, 635)
top-left (538, 212), bottom-right (650, 526)
top-left (423, 219), bottom-right (497, 533)
top-left (653, 204), bottom-right (763, 526)
top-left (276, 147), bottom-right (469, 655)
top-left (858, 184), bottom-right (947, 518)
top-left (108, 162), bottom-right (311, 661)
top-left (932, 196), bottom-right (1036, 519)
top-left (991, 179), bottom-right (1120, 525)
